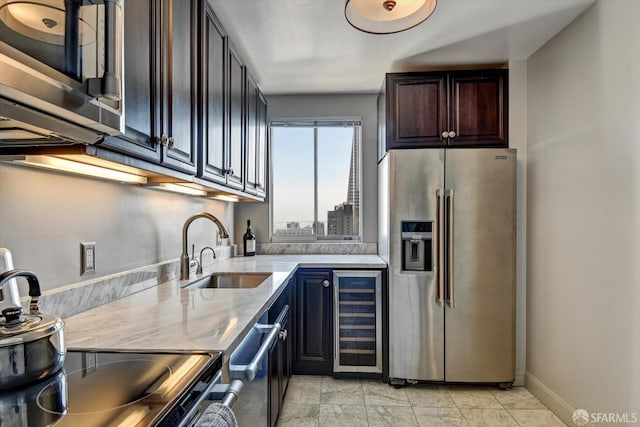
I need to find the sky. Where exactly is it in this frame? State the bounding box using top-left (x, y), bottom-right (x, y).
top-left (272, 126), bottom-right (354, 230)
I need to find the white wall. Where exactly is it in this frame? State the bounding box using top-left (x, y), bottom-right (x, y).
top-left (235, 93), bottom-right (379, 246)
top-left (0, 164), bottom-right (233, 291)
top-left (526, 0), bottom-right (640, 422)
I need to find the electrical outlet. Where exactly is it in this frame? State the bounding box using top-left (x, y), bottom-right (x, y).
top-left (81, 242), bottom-right (96, 276)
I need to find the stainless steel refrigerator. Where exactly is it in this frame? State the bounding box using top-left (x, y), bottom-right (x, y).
top-left (378, 148), bottom-right (516, 385)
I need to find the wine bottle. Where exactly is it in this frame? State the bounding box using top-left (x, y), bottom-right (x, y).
top-left (243, 219), bottom-right (256, 256)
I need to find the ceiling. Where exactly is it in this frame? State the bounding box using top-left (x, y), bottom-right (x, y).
top-left (209, 0), bottom-right (596, 95)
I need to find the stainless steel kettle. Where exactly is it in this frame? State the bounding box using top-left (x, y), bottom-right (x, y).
top-left (0, 270), bottom-right (66, 390)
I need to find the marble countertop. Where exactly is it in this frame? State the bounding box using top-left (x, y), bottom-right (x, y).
top-left (64, 255), bottom-right (386, 358)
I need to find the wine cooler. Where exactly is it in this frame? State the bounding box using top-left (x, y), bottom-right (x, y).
top-left (333, 270), bottom-right (382, 373)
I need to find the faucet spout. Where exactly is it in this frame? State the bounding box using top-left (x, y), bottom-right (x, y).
top-left (180, 212), bottom-right (229, 280)
top-left (196, 246), bottom-right (216, 274)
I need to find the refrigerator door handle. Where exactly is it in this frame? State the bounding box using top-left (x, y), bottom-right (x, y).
top-left (436, 188), bottom-right (445, 305)
top-left (446, 189), bottom-right (455, 308)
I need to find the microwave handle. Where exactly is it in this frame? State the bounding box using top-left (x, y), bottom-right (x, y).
top-left (87, 0), bottom-right (122, 101)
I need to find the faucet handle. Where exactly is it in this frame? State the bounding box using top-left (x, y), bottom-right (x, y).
top-left (189, 244), bottom-right (200, 270)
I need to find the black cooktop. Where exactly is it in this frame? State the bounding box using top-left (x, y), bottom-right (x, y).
top-left (0, 349), bottom-right (222, 427)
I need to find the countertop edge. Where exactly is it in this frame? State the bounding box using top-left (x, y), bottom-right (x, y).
top-left (63, 255), bottom-right (387, 359)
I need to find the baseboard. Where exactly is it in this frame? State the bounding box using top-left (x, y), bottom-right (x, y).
top-left (525, 372), bottom-right (589, 427)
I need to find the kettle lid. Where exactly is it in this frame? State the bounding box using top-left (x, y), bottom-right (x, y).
top-left (0, 306), bottom-right (64, 346)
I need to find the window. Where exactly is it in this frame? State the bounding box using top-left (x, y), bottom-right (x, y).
top-left (270, 120), bottom-right (361, 242)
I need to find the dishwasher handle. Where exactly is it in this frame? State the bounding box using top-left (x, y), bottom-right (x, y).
top-left (209, 379), bottom-right (244, 408)
top-left (229, 322), bottom-right (281, 382)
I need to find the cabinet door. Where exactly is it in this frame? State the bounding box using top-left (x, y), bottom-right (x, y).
top-left (198, 4), bottom-right (227, 184)
top-left (244, 79), bottom-right (267, 198)
top-left (160, 0), bottom-right (197, 174)
top-left (386, 73), bottom-right (447, 149)
top-left (101, 0), bottom-right (161, 163)
top-left (294, 270), bottom-right (333, 375)
top-left (255, 90), bottom-right (268, 198)
top-left (245, 73), bottom-right (258, 193)
top-left (448, 70), bottom-right (508, 147)
top-left (268, 339), bottom-right (279, 427)
top-left (226, 43), bottom-right (245, 190)
top-left (279, 308), bottom-right (291, 401)
top-left (268, 279), bottom-right (291, 426)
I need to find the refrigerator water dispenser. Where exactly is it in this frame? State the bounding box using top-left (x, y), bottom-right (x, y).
top-left (401, 221), bottom-right (433, 271)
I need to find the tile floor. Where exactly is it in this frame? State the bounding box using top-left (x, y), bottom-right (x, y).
top-left (276, 376), bottom-right (566, 427)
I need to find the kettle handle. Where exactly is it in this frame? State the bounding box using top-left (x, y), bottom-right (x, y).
top-left (0, 269), bottom-right (42, 314)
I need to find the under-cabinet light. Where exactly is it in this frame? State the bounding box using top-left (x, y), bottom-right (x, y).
top-left (5, 155), bottom-right (148, 184)
top-left (146, 182), bottom-right (208, 197)
top-left (209, 194), bottom-right (240, 202)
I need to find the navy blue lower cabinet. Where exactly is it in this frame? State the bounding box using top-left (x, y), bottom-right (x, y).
top-left (268, 278), bottom-right (292, 427)
top-left (293, 269), bottom-right (333, 375)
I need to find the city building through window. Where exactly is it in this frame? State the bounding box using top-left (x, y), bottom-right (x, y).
top-left (270, 120), bottom-right (361, 242)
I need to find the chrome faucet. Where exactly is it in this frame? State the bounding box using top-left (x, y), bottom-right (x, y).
top-left (196, 246), bottom-right (216, 274)
top-left (180, 213), bottom-right (229, 280)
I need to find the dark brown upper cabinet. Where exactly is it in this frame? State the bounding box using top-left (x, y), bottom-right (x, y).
top-left (382, 69), bottom-right (508, 155)
top-left (102, 0), bottom-right (197, 174)
top-left (447, 70), bottom-right (508, 147)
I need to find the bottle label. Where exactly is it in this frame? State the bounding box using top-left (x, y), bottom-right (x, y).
top-left (246, 240), bottom-right (256, 253)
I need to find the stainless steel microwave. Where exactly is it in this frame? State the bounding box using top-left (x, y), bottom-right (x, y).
top-left (0, 0), bottom-right (123, 146)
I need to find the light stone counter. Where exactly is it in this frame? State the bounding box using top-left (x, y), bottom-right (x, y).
top-left (64, 255), bottom-right (385, 358)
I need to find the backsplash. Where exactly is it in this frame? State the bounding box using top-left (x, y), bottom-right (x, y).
top-left (257, 243), bottom-right (377, 255)
top-left (38, 245), bottom-right (235, 319)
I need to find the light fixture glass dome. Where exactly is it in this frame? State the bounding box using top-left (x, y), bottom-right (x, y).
top-left (345, 0), bottom-right (437, 34)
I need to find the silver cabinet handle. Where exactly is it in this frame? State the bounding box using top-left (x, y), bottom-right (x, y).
top-left (168, 136), bottom-right (175, 149)
top-left (436, 189), bottom-right (445, 305)
top-left (322, 279), bottom-right (330, 288)
top-left (279, 329), bottom-right (288, 341)
top-left (446, 189), bottom-right (455, 308)
top-left (225, 168), bottom-right (235, 176)
top-left (441, 131), bottom-right (458, 139)
top-left (159, 134), bottom-right (169, 146)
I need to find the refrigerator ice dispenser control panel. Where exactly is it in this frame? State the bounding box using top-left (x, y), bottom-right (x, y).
top-left (401, 221), bottom-right (433, 271)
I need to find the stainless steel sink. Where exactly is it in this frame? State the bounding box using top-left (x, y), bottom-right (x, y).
top-left (186, 273), bottom-right (271, 289)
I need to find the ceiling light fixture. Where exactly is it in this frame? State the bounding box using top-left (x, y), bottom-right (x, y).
top-left (345, 0), bottom-right (437, 34)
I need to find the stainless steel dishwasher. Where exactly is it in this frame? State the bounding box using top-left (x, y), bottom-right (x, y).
top-left (229, 311), bottom-right (282, 426)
